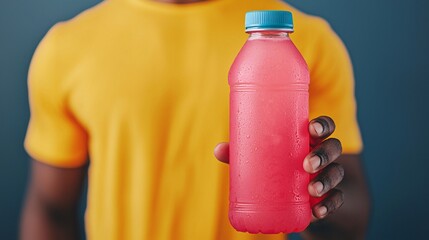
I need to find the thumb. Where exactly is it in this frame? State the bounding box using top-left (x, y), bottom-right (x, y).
top-left (214, 142), bottom-right (230, 164)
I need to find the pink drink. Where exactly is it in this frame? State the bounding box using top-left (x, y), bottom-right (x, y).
top-left (228, 11), bottom-right (311, 234)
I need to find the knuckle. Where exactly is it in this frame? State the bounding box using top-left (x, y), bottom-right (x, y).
top-left (325, 197), bottom-right (336, 213)
top-left (331, 189), bottom-right (344, 206)
top-left (319, 164), bottom-right (343, 190)
top-left (315, 189), bottom-right (344, 216)
top-left (337, 165), bottom-right (345, 180)
top-left (339, 190), bottom-right (345, 203)
top-left (332, 163), bottom-right (345, 180)
top-left (328, 138), bottom-right (343, 153)
top-left (336, 191), bottom-right (345, 209)
top-left (318, 171), bottom-right (333, 191)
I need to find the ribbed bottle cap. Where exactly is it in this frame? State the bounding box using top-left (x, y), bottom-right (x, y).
top-left (245, 10), bottom-right (294, 32)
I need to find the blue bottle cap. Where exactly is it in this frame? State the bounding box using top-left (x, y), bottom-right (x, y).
top-left (245, 10), bottom-right (294, 32)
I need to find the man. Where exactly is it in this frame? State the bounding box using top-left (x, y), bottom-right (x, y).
top-left (21, 0), bottom-right (370, 239)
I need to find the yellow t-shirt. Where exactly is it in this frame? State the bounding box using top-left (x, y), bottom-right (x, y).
top-left (25, 0), bottom-right (362, 239)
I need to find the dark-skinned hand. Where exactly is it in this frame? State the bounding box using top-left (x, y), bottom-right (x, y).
top-left (214, 116), bottom-right (344, 221)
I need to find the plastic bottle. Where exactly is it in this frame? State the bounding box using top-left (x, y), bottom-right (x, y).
top-left (228, 10), bottom-right (311, 234)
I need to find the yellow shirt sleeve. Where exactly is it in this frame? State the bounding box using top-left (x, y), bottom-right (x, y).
top-left (308, 20), bottom-right (363, 154)
top-left (24, 24), bottom-right (88, 167)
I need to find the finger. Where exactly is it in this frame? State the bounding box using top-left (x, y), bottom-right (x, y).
top-left (214, 142), bottom-right (230, 164)
top-left (312, 189), bottom-right (344, 219)
top-left (308, 163), bottom-right (344, 197)
top-left (309, 116), bottom-right (336, 147)
top-left (303, 138), bottom-right (342, 173)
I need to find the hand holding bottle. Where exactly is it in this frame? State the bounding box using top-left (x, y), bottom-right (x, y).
top-left (215, 116), bottom-right (344, 223)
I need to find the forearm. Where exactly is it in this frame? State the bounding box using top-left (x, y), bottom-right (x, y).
top-left (301, 154), bottom-right (371, 240)
top-left (20, 160), bottom-right (87, 240)
top-left (20, 186), bottom-right (80, 240)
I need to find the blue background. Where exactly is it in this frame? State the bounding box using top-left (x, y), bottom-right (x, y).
top-left (1, 0), bottom-right (428, 239)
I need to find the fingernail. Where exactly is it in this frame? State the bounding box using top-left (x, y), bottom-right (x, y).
top-left (318, 206), bottom-right (328, 217)
top-left (313, 181), bottom-right (324, 195)
top-left (310, 155), bottom-right (320, 171)
top-left (313, 122), bottom-right (324, 136)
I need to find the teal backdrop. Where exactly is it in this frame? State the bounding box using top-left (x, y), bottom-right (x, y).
top-left (1, 0), bottom-right (428, 239)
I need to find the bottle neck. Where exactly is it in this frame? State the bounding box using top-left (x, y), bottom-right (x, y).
top-left (247, 31), bottom-right (291, 40)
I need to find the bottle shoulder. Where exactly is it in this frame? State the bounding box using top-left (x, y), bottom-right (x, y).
top-left (229, 38), bottom-right (309, 86)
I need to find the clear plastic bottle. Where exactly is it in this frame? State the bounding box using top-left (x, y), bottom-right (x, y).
top-left (228, 10), bottom-right (311, 234)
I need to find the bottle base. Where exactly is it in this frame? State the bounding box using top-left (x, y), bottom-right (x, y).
top-left (229, 202), bottom-right (311, 234)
